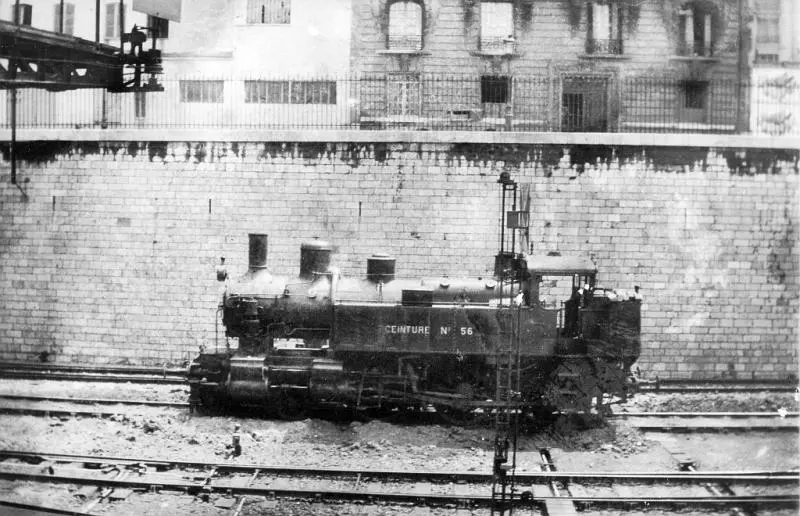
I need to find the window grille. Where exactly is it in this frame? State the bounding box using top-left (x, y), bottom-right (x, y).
top-left (245, 81), bottom-right (337, 104)
top-left (481, 75), bottom-right (510, 104)
top-left (480, 2), bottom-right (513, 52)
top-left (387, 75), bottom-right (422, 115)
top-left (180, 81), bottom-right (225, 103)
top-left (246, 0), bottom-right (291, 24)
top-left (54, 3), bottom-right (75, 34)
top-left (682, 81), bottom-right (708, 109)
top-left (388, 1), bottom-right (423, 51)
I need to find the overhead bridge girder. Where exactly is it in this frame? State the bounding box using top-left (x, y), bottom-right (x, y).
top-left (0, 20), bottom-right (162, 92)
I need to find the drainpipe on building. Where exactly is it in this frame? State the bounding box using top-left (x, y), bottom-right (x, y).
top-left (736, 0), bottom-right (746, 133)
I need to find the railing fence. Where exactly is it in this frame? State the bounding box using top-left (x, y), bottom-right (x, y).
top-left (1, 74), bottom-right (798, 135)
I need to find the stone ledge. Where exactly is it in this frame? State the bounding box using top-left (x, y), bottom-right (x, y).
top-left (0, 129), bottom-right (798, 149)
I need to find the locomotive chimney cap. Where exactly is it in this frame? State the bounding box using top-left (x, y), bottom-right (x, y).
top-left (301, 238), bottom-right (333, 251)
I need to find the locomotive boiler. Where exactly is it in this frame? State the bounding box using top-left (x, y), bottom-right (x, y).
top-left (188, 177), bottom-right (641, 420)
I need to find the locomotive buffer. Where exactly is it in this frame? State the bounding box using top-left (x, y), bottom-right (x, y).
top-left (491, 173), bottom-right (527, 515)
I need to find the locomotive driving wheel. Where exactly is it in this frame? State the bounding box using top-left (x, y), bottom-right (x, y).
top-left (541, 358), bottom-right (600, 413)
top-left (276, 390), bottom-right (309, 421)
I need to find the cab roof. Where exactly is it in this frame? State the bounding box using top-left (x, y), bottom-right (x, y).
top-left (526, 255), bottom-right (597, 275)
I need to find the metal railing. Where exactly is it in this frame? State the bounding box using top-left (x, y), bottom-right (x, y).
top-left (676, 41), bottom-right (714, 58)
top-left (0, 74), bottom-right (798, 135)
top-left (585, 38), bottom-right (623, 55)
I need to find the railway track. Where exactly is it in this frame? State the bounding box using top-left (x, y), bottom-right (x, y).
top-left (0, 395), bottom-right (798, 432)
top-left (639, 378), bottom-right (799, 394)
top-left (612, 411), bottom-right (800, 432)
top-left (0, 449), bottom-right (796, 512)
top-left (2, 362), bottom-right (797, 394)
top-left (0, 362), bottom-right (186, 385)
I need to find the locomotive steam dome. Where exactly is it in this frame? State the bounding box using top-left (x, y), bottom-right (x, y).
top-left (299, 238), bottom-right (332, 279)
top-left (366, 253), bottom-right (396, 282)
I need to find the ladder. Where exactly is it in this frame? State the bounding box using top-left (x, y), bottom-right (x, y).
top-left (491, 308), bottom-right (521, 515)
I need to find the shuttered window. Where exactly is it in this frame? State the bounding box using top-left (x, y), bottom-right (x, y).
top-left (388, 1), bottom-right (423, 51)
top-left (12, 3), bottom-right (32, 25)
top-left (54, 3), bottom-right (76, 34)
top-left (480, 2), bottom-right (513, 51)
top-left (105, 2), bottom-right (125, 40)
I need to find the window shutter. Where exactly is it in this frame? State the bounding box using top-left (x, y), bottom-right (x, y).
top-left (106, 3), bottom-right (117, 39)
top-left (592, 3), bottom-right (610, 41)
top-left (480, 2), bottom-right (513, 48)
top-left (66, 4), bottom-right (75, 35)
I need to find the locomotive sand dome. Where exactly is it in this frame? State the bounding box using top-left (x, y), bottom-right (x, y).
top-left (188, 178), bottom-right (641, 420)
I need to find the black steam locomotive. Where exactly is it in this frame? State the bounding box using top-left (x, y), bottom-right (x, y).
top-left (188, 177), bottom-right (641, 420)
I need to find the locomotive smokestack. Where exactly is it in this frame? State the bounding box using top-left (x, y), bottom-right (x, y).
top-left (300, 238), bottom-right (332, 279)
top-left (248, 233), bottom-right (268, 271)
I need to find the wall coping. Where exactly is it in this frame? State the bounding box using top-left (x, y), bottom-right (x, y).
top-left (1, 129), bottom-right (798, 149)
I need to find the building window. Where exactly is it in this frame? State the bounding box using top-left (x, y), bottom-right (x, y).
top-left (481, 75), bottom-right (510, 104)
top-left (180, 81), bottom-right (224, 103)
top-left (388, 1), bottom-right (423, 51)
top-left (677, 2), bottom-right (717, 57)
top-left (105, 2), bottom-right (125, 40)
top-left (12, 3), bottom-right (32, 25)
top-left (246, 0), bottom-right (291, 24)
top-left (387, 74), bottom-right (421, 116)
top-left (755, 0), bottom-right (779, 64)
top-left (245, 81), bottom-right (337, 104)
top-left (561, 76), bottom-right (609, 132)
top-left (147, 15), bottom-right (169, 38)
top-left (678, 80), bottom-right (708, 122)
top-left (54, 3), bottom-right (75, 34)
top-left (135, 91), bottom-right (147, 118)
top-left (586, 2), bottom-right (623, 55)
top-left (480, 2), bottom-right (513, 52)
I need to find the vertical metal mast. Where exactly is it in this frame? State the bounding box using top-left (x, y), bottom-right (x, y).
top-left (491, 173), bottom-right (523, 515)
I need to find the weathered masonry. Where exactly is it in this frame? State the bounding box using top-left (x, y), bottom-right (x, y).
top-left (0, 133), bottom-right (797, 380)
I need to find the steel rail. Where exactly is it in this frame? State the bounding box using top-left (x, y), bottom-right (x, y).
top-left (1, 450), bottom-right (797, 485)
top-left (1, 400), bottom-right (797, 433)
top-left (0, 370), bottom-right (186, 384)
top-left (0, 394), bottom-right (190, 408)
top-left (0, 465), bottom-right (795, 509)
top-left (614, 411), bottom-right (800, 418)
top-left (0, 498), bottom-right (92, 515)
top-left (0, 361), bottom-right (186, 376)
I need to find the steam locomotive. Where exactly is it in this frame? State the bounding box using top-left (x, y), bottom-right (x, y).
top-left (188, 177), bottom-right (641, 420)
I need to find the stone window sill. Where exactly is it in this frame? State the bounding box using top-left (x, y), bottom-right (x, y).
top-left (470, 51), bottom-right (520, 58)
top-left (669, 55), bottom-right (720, 63)
top-left (579, 53), bottom-right (631, 61)
top-left (377, 49), bottom-right (430, 56)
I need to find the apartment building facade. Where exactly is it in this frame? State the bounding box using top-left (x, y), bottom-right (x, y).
top-left (348, 0), bottom-right (765, 132)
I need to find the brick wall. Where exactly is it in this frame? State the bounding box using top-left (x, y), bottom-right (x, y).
top-left (0, 140), bottom-right (797, 379)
